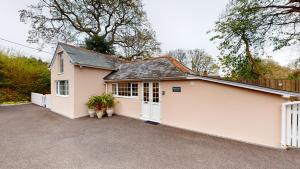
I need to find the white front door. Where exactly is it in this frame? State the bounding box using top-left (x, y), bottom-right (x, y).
top-left (142, 82), bottom-right (160, 123)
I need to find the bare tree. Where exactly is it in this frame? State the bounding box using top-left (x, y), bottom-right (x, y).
top-left (288, 57), bottom-right (300, 70)
top-left (168, 49), bottom-right (188, 65)
top-left (189, 49), bottom-right (219, 75)
top-left (168, 49), bottom-right (219, 76)
top-left (19, 0), bottom-right (161, 59)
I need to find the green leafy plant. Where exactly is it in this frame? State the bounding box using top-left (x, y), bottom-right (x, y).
top-left (93, 95), bottom-right (104, 111)
top-left (101, 93), bottom-right (115, 109)
top-left (86, 93), bottom-right (116, 111)
top-left (85, 96), bottom-right (97, 110)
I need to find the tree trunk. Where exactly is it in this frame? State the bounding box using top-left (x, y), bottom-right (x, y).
top-left (241, 35), bottom-right (261, 78)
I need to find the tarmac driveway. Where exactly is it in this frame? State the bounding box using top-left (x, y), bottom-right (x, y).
top-left (0, 104), bottom-right (300, 169)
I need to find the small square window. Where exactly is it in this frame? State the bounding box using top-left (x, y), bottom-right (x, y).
top-left (56, 80), bottom-right (69, 96)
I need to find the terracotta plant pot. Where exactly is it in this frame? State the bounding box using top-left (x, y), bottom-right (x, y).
top-left (106, 108), bottom-right (114, 117)
top-left (96, 110), bottom-right (104, 119)
top-left (88, 109), bottom-right (95, 118)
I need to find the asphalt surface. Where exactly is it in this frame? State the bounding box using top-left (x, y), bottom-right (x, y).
top-left (0, 104), bottom-right (300, 169)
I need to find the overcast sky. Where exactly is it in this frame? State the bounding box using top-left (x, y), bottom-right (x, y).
top-left (0, 0), bottom-right (299, 65)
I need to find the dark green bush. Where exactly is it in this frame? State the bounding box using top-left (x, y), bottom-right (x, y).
top-left (0, 51), bottom-right (50, 103)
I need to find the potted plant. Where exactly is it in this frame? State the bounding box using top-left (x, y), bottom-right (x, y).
top-left (102, 93), bottom-right (115, 117)
top-left (94, 95), bottom-right (105, 119)
top-left (86, 96), bottom-right (96, 117)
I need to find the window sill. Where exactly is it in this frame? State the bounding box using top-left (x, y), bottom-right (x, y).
top-left (56, 94), bottom-right (69, 97)
top-left (113, 95), bottom-right (138, 99)
top-left (58, 73), bottom-right (64, 75)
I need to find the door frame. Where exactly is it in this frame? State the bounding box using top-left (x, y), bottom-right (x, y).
top-left (141, 81), bottom-right (161, 123)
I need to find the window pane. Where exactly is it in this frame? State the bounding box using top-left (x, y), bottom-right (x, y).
top-left (57, 80), bottom-right (69, 96)
top-left (132, 83), bottom-right (138, 96)
top-left (126, 83), bottom-right (131, 96)
top-left (152, 82), bottom-right (159, 103)
top-left (60, 81), bottom-right (65, 95)
top-left (59, 54), bottom-right (64, 73)
top-left (65, 81), bottom-right (69, 95)
top-left (143, 83), bottom-right (149, 102)
top-left (112, 84), bottom-right (117, 95)
top-left (56, 81), bottom-right (59, 95)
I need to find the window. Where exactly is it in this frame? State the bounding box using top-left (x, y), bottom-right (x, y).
top-left (132, 83), bottom-right (138, 96)
top-left (143, 83), bottom-right (149, 102)
top-left (59, 52), bottom-right (64, 73)
top-left (56, 80), bottom-right (69, 96)
top-left (152, 82), bottom-right (159, 103)
top-left (112, 84), bottom-right (117, 95)
top-left (118, 83), bottom-right (131, 96)
top-left (112, 83), bottom-right (138, 97)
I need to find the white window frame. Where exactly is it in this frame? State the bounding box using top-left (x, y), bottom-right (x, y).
top-left (112, 82), bottom-right (138, 98)
top-left (58, 52), bottom-right (64, 74)
top-left (56, 80), bottom-right (69, 97)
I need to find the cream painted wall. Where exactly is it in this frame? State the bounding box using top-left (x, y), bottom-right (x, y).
top-left (107, 80), bottom-right (287, 148)
top-left (107, 83), bottom-right (141, 119)
top-left (160, 80), bottom-right (287, 148)
top-left (50, 46), bottom-right (75, 118)
top-left (74, 67), bottom-right (111, 118)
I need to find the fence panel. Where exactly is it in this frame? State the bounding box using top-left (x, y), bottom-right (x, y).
top-left (31, 92), bottom-right (45, 107)
top-left (292, 104), bottom-right (298, 147)
top-left (31, 92), bottom-right (51, 108)
top-left (237, 79), bottom-right (300, 93)
top-left (282, 102), bottom-right (300, 148)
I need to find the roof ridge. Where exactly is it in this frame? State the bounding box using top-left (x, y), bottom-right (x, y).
top-left (118, 56), bottom-right (169, 64)
top-left (142, 55), bottom-right (170, 61)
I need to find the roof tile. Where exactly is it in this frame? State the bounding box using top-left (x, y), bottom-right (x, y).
top-left (104, 57), bottom-right (194, 81)
top-left (59, 43), bottom-right (123, 70)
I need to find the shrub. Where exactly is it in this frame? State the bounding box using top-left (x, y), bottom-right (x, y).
top-left (86, 96), bottom-right (97, 109)
top-left (101, 93), bottom-right (115, 108)
top-left (93, 95), bottom-right (104, 111)
top-left (86, 93), bottom-right (116, 111)
top-left (0, 88), bottom-right (28, 103)
top-left (0, 51), bottom-right (50, 103)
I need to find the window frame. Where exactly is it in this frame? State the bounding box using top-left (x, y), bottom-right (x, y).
top-left (112, 82), bottom-right (138, 98)
top-left (56, 80), bottom-right (69, 97)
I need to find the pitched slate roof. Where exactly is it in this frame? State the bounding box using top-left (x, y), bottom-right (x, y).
top-left (103, 57), bottom-right (195, 81)
top-left (50, 43), bottom-right (123, 70)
